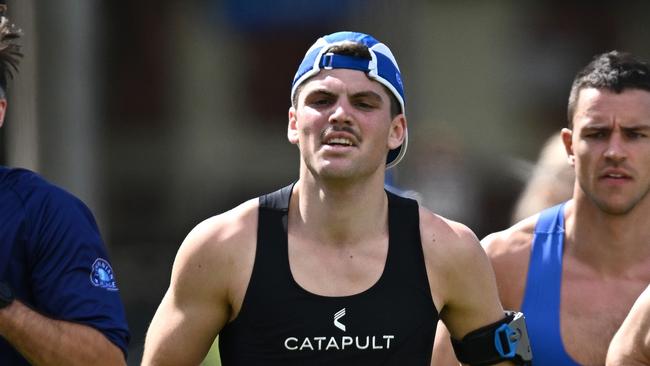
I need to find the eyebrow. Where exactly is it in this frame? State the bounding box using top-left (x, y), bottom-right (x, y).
top-left (304, 89), bottom-right (385, 104)
top-left (349, 90), bottom-right (384, 102)
top-left (621, 125), bottom-right (650, 130)
top-left (581, 125), bottom-right (650, 132)
top-left (621, 126), bottom-right (650, 136)
top-left (582, 125), bottom-right (610, 131)
top-left (305, 89), bottom-right (336, 98)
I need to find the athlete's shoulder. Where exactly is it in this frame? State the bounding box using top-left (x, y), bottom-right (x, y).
top-left (178, 198), bottom-right (259, 262)
top-left (1, 166), bottom-right (90, 212)
top-left (418, 206), bottom-right (502, 315)
top-left (418, 206), bottom-right (480, 255)
top-left (481, 213), bottom-right (538, 260)
top-left (0, 167), bottom-right (102, 248)
top-left (418, 206), bottom-right (488, 287)
top-left (170, 198), bottom-right (259, 301)
top-left (481, 214), bottom-right (538, 309)
top-left (2, 167), bottom-right (63, 198)
top-left (0, 166), bottom-right (40, 188)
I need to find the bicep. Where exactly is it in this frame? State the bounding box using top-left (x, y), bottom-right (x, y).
top-left (439, 232), bottom-right (505, 339)
top-left (143, 231), bottom-right (232, 365)
top-left (143, 287), bottom-right (226, 366)
top-left (431, 321), bottom-right (460, 366)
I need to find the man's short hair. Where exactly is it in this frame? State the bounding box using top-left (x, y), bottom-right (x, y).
top-left (567, 51), bottom-right (650, 128)
top-left (0, 4), bottom-right (22, 98)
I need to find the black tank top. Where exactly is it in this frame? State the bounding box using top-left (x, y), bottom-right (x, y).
top-left (219, 185), bottom-right (438, 365)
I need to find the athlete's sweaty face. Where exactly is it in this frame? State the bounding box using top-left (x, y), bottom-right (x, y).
top-left (288, 69), bottom-right (404, 181)
top-left (564, 88), bottom-right (650, 215)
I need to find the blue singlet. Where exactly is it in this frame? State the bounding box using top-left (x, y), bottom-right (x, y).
top-left (521, 202), bottom-right (580, 366)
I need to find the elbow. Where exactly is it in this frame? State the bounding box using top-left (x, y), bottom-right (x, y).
top-left (89, 338), bottom-right (127, 366)
top-left (99, 347), bottom-right (127, 366)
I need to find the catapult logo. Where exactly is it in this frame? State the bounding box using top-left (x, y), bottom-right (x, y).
top-left (283, 307), bottom-right (395, 352)
top-left (334, 308), bottom-right (346, 332)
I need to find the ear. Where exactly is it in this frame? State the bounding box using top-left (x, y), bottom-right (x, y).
top-left (561, 128), bottom-right (575, 166)
top-left (0, 99), bottom-right (7, 128)
top-left (287, 106), bottom-right (299, 145)
top-left (387, 114), bottom-right (407, 150)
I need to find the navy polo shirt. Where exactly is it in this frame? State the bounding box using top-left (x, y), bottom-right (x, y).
top-left (0, 167), bottom-right (130, 364)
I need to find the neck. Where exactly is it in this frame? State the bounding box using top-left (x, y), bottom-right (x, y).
top-left (289, 173), bottom-right (388, 246)
top-left (564, 195), bottom-right (650, 274)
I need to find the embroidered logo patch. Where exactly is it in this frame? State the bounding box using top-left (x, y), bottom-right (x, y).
top-left (90, 258), bottom-right (118, 291)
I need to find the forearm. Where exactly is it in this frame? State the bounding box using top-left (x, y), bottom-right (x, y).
top-left (0, 300), bottom-right (125, 366)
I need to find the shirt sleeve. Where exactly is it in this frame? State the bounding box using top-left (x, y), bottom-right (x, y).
top-left (25, 185), bottom-right (130, 358)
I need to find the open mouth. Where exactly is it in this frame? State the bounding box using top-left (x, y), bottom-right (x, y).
top-left (325, 137), bottom-right (354, 146)
top-left (600, 172), bottom-right (632, 183)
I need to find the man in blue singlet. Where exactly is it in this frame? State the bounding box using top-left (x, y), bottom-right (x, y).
top-left (143, 31), bottom-right (529, 366)
top-left (480, 51), bottom-right (650, 365)
top-left (0, 5), bottom-right (130, 365)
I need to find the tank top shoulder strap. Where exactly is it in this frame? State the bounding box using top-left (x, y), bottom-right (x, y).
top-left (383, 191), bottom-right (433, 299)
top-left (243, 184), bottom-right (295, 307)
top-left (533, 202), bottom-right (566, 234)
top-left (526, 202), bottom-right (566, 308)
top-left (521, 202), bottom-right (580, 365)
top-left (386, 190), bottom-right (419, 230)
top-left (522, 201), bottom-right (566, 318)
top-left (259, 183), bottom-right (293, 211)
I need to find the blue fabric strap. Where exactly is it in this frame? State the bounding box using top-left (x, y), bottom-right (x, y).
top-left (319, 53), bottom-right (370, 72)
top-left (521, 202), bottom-right (580, 365)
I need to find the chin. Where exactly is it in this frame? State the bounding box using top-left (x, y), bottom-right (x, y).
top-left (317, 167), bottom-right (357, 180)
top-left (306, 156), bottom-right (383, 181)
top-left (593, 198), bottom-right (640, 216)
top-left (318, 163), bottom-right (380, 182)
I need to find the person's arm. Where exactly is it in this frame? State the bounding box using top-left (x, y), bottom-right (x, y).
top-left (0, 300), bottom-right (125, 366)
top-left (421, 209), bottom-right (514, 366)
top-left (607, 284), bottom-right (650, 366)
top-left (142, 200), bottom-right (256, 366)
top-left (431, 321), bottom-right (460, 365)
top-left (7, 180), bottom-right (130, 363)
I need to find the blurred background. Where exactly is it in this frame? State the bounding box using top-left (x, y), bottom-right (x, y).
top-left (2, 1), bottom-right (650, 364)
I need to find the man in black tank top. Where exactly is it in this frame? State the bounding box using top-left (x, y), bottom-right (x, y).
top-left (143, 31), bottom-right (514, 366)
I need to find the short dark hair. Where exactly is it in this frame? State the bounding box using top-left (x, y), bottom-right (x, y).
top-left (0, 5), bottom-right (22, 98)
top-left (567, 51), bottom-right (650, 128)
top-left (292, 41), bottom-right (401, 118)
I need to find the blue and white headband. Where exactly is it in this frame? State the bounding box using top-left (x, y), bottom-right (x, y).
top-left (291, 31), bottom-right (408, 169)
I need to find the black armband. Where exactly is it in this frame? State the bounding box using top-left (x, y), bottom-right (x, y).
top-left (451, 311), bottom-right (532, 365)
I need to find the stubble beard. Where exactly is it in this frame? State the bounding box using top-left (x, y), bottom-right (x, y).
top-left (580, 179), bottom-right (650, 216)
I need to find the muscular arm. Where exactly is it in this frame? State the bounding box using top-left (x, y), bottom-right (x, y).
top-left (143, 222), bottom-right (231, 366)
top-left (142, 200), bottom-right (256, 366)
top-left (431, 321), bottom-right (460, 366)
top-left (423, 209), bottom-right (513, 366)
top-left (607, 284), bottom-right (650, 366)
top-left (0, 300), bottom-right (125, 366)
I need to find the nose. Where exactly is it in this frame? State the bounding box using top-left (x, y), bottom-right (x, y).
top-left (328, 100), bottom-right (353, 125)
top-left (603, 134), bottom-right (627, 163)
